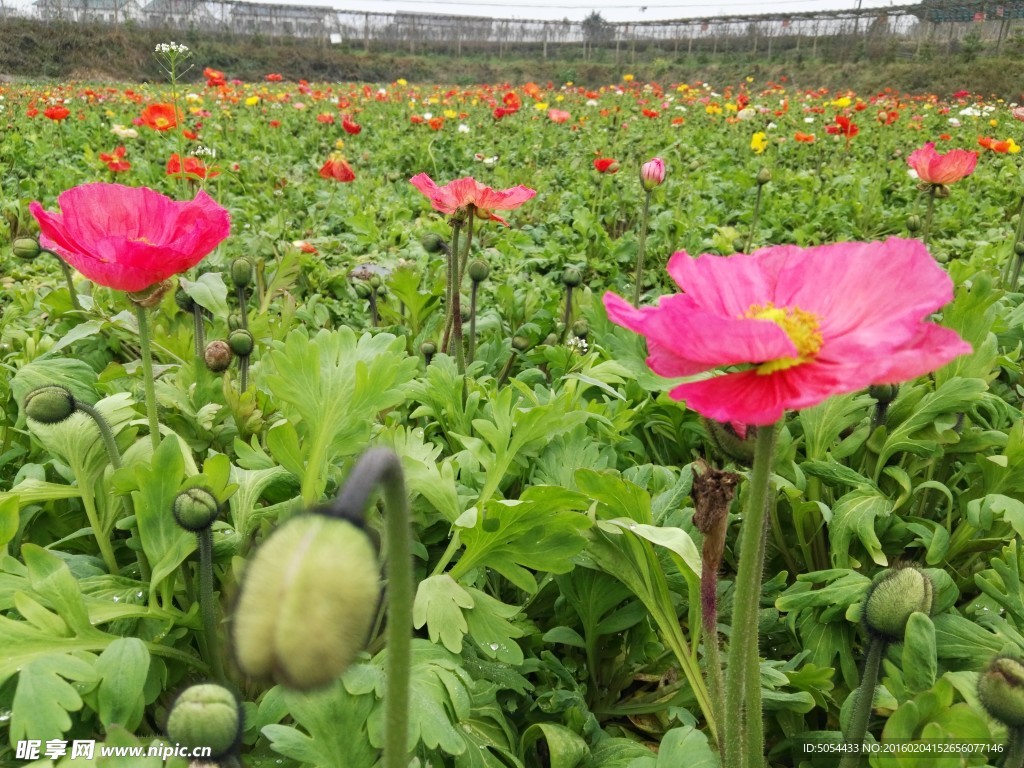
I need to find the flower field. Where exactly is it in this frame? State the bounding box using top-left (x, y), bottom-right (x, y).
top-left (4, 46), bottom-right (1024, 768)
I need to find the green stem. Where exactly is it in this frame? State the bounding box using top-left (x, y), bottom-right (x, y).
top-left (561, 285), bottom-right (574, 342)
top-left (324, 449), bottom-right (412, 768)
top-left (633, 189), bottom-right (653, 306)
top-left (744, 183), bottom-right (764, 255)
top-left (239, 355), bottom-right (249, 393)
top-left (75, 401), bottom-right (122, 469)
top-left (197, 528), bottom-right (226, 683)
top-left (235, 286), bottom-right (249, 330)
top-left (134, 303), bottom-right (161, 453)
top-left (1003, 728), bottom-right (1024, 768)
top-left (81, 487), bottom-right (118, 574)
top-left (1002, 197), bottom-right (1024, 286)
top-left (838, 637), bottom-right (885, 768)
top-left (469, 281), bottom-right (479, 365)
top-left (441, 231), bottom-right (456, 354)
top-left (921, 186), bottom-right (937, 247)
top-left (192, 304), bottom-right (205, 359)
top-left (723, 421), bottom-right (780, 768)
top-left (450, 220), bottom-right (466, 375)
top-left (57, 259), bottom-right (82, 311)
top-left (701, 566), bottom-right (727, 749)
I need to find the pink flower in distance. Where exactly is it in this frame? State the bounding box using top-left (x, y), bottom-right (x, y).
top-left (409, 173), bottom-right (536, 225)
top-left (547, 108), bottom-right (571, 123)
top-left (906, 142), bottom-right (977, 185)
top-left (1012, 106), bottom-right (1024, 123)
top-left (30, 183), bottom-right (230, 292)
top-left (604, 238), bottom-right (971, 425)
top-left (641, 157), bottom-right (666, 190)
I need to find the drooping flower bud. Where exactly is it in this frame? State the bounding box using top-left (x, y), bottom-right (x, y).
top-left (227, 329), bottom-right (254, 357)
top-left (205, 340), bottom-right (233, 372)
top-left (24, 386), bottom-right (77, 424)
top-left (862, 565), bottom-right (933, 642)
top-left (230, 257), bottom-right (254, 289)
top-left (165, 684), bottom-right (243, 759)
top-left (420, 233), bottom-right (448, 254)
top-left (13, 237), bottom-right (42, 261)
top-left (353, 281), bottom-right (372, 299)
top-left (703, 418), bottom-right (756, 466)
top-left (172, 487), bottom-right (221, 532)
top-left (978, 656), bottom-right (1024, 729)
top-left (232, 515), bottom-right (381, 690)
top-left (640, 157), bottom-right (666, 191)
top-left (561, 267), bottom-right (582, 288)
top-left (174, 287), bottom-right (196, 313)
top-left (468, 260), bottom-right (490, 283)
top-left (1015, 241), bottom-right (1024, 258)
top-left (128, 279), bottom-right (173, 308)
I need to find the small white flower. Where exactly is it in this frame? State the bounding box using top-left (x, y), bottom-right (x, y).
top-left (959, 106), bottom-right (980, 117)
top-left (377, 88), bottom-right (387, 96)
top-left (736, 107), bottom-right (756, 121)
top-left (457, 123), bottom-right (470, 133)
top-left (908, 169), bottom-right (920, 180)
top-left (111, 124), bottom-right (139, 139)
top-left (422, 112), bottom-right (432, 120)
top-left (766, 121), bottom-right (777, 130)
top-left (948, 117), bottom-right (961, 127)
top-left (586, 99), bottom-right (598, 107)
top-left (567, 336), bottom-right (589, 354)
top-left (804, 116), bottom-right (815, 123)
top-left (186, 93), bottom-right (201, 102)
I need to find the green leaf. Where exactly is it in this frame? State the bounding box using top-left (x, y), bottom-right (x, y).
top-left (655, 726), bottom-right (719, 768)
top-left (934, 272), bottom-right (1001, 385)
top-left (96, 638), bottom-right (149, 730)
top-left (828, 487), bottom-right (893, 568)
top-left (521, 723), bottom-right (588, 768)
top-left (799, 391), bottom-right (874, 461)
top-left (978, 422), bottom-right (1024, 498)
top-left (11, 356), bottom-right (100, 409)
top-left (181, 272), bottom-right (230, 318)
top-left (413, 574), bottom-right (473, 653)
top-left (0, 496), bottom-right (19, 550)
top-left (463, 587), bottom-right (525, 664)
top-left (382, 425), bottom-right (461, 523)
top-left (902, 612), bottom-right (937, 694)
top-left (10, 654), bottom-right (96, 744)
top-left (599, 519), bottom-right (701, 579)
top-left (576, 469), bottom-right (652, 524)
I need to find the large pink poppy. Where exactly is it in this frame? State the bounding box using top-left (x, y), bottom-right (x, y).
top-left (604, 238), bottom-right (971, 425)
top-left (409, 173), bottom-right (535, 225)
top-left (907, 142), bottom-right (977, 185)
top-left (30, 183), bottom-right (230, 292)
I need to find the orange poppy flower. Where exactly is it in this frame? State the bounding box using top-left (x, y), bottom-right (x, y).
top-left (140, 103), bottom-right (180, 132)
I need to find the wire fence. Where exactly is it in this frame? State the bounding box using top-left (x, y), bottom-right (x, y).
top-left (3, 0), bottom-right (1022, 60)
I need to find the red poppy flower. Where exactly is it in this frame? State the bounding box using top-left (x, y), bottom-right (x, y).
top-left (604, 238), bottom-right (970, 425)
top-left (167, 154), bottom-right (220, 180)
top-left (594, 157), bottom-right (620, 174)
top-left (428, 117), bottom-right (444, 131)
top-left (547, 109), bottom-right (571, 124)
top-left (316, 113), bottom-right (335, 124)
top-left (269, 120), bottom-right (281, 128)
top-left (44, 105), bottom-right (70, 121)
top-left (825, 115), bottom-right (859, 139)
top-left (794, 132), bottom-right (816, 143)
top-left (140, 103), bottom-right (180, 132)
top-left (342, 116), bottom-right (362, 135)
top-left (29, 183), bottom-right (230, 292)
top-left (642, 108), bottom-right (660, 118)
top-left (265, 73), bottom-right (283, 82)
top-left (182, 129), bottom-right (199, 140)
top-left (409, 173), bottom-right (536, 225)
top-left (319, 155), bottom-right (355, 182)
top-left (410, 115), bottom-right (425, 124)
top-left (99, 146), bottom-right (131, 173)
top-left (204, 67), bottom-right (226, 87)
top-left (907, 142), bottom-right (977, 184)
top-left (26, 107), bottom-right (39, 118)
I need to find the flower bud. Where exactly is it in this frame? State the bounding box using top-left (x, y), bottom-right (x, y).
top-left (512, 335), bottom-right (532, 352)
top-left (468, 260), bottom-right (490, 283)
top-left (572, 319), bottom-right (589, 339)
top-left (561, 267), bottom-right (582, 288)
top-left (978, 656), bottom-right (1024, 728)
top-left (228, 329), bottom-right (254, 357)
top-left (704, 418), bottom-right (756, 466)
top-left (165, 684), bottom-right (242, 759)
top-left (24, 386), bottom-right (77, 424)
top-left (172, 487), bottom-right (220, 532)
top-left (421, 341), bottom-right (436, 358)
top-left (13, 237), bottom-right (42, 261)
top-left (227, 313), bottom-right (245, 332)
top-left (353, 281), bottom-right (372, 299)
top-left (732, 237), bottom-right (747, 254)
top-left (863, 566), bottom-right (933, 642)
top-left (128, 279), bottom-right (173, 308)
top-left (1015, 241), bottom-right (1024, 257)
top-left (756, 167), bottom-right (772, 186)
top-left (230, 257), bottom-right (254, 289)
top-left (906, 215), bottom-right (922, 233)
top-left (933, 184), bottom-right (950, 199)
top-left (175, 287), bottom-right (196, 313)
top-left (868, 384), bottom-right (899, 406)
top-left (420, 233), bottom-right (448, 254)
top-left (640, 157), bottom-right (666, 191)
top-left (205, 340), bottom-right (233, 372)
top-left (232, 515), bottom-right (381, 690)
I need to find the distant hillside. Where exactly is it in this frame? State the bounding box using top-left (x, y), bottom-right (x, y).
top-left (2, 16), bottom-right (1024, 98)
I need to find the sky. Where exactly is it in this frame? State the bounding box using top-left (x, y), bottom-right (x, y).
top-left (5, 0), bottom-right (903, 24)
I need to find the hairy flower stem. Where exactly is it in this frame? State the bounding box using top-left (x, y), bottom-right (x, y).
top-left (1002, 197), bottom-right (1024, 286)
top-left (449, 220), bottom-right (467, 375)
top-left (838, 637), bottom-right (885, 768)
top-left (368, 292), bottom-right (379, 328)
top-left (197, 527), bottom-right (226, 683)
top-left (239, 355), bottom-right (249, 393)
top-left (744, 184), bottom-right (765, 255)
top-left (469, 281), bottom-right (480, 365)
top-left (191, 305), bottom-right (205, 358)
top-left (561, 285), bottom-right (574, 342)
top-left (325, 449), bottom-right (412, 768)
top-left (75, 401), bottom-right (122, 470)
top-left (1004, 729), bottom-right (1024, 768)
top-left (632, 188), bottom-right (653, 306)
top-left (56, 259), bottom-right (82, 311)
top-left (496, 349), bottom-right (518, 387)
top-left (235, 286), bottom-right (249, 330)
top-left (134, 304), bottom-right (161, 453)
top-left (441, 237), bottom-right (456, 354)
top-left (723, 421), bottom-right (780, 768)
top-left (921, 186), bottom-right (937, 247)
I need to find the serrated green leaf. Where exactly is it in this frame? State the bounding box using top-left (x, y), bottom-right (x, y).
top-left (413, 574), bottom-right (473, 653)
top-left (828, 487), bottom-right (893, 568)
top-left (522, 723), bottom-right (588, 768)
top-left (10, 654), bottom-right (96, 744)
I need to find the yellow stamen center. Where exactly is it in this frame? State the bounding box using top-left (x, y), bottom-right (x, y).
top-left (745, 302), bottom-right (823, 374)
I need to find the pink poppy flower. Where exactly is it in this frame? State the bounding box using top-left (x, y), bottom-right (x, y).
top-left (907, 142), bottom-right (977, 185)
top-left (604, 238), bottom-right (971, 425)
top-left (547, 108), bottom-right (571, 123)
top-left (30, 183), bottom-right (230, 293)
top-left (409, 173), bottom-right (535, 225)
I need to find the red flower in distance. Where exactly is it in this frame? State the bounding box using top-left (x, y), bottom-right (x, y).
top-left (604, 238), bottom-right (970, 425)
top-left (825, 114), bottom-right (859, 139)
top-left (319, 155), bottom-right (355, 182)
top-left (428, 117), bottom-right (444, 131)
top-left (409, 173), bottom-right (535, 225)
top-left (44, 105), bottom-right (70, 121)
top-left (99, 146), bottom-right (131, 173)
top-left (167, 154), bottom-right (219, 180)
top-left (265, 73), bottom-right (283, 82)
top-left (204, 67), bottom-right (226, 87)
top-left (907, 142), bottom-right (977, 185)
top-left (547, 109), bottom-right (571, 123)
top-left (316, 113), bottom-right (335, 124)
top-left (342, 116), bottom-right (362, 134)
top-left (140, 103), bottom-right (180, 131)
top-left (594, 157), bottom-right (620, 173)
top-left (29, 183), bottom-right (230, 292)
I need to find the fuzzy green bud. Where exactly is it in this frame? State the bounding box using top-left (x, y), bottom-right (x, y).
top-left (205, 340), bottom-right (233, 373)
top-left (756, 167), bottom-right (772, 186)
top-left (421, 341), bottom-right (436, 357)
top-left (978, 655), bottom-right (1024, 728)
top-left (174, 288), bottom-right (196, 313)
top-left (572, 319), bottom-right (589, 339)
top-left (468, 260), bottom-right (490, 283)
top-left (13, 237), bottom-right (42, 261)
top-left (512, 335), bottom-right (532, 352)
top-left (703, 418), bottom-right (756, 467)
top-left (732, 237), bottom-right (747, 254)
top-left (863, 566), bottom-right (933, 642)
top-left (906, 215), bottom-right (922, 233)
top-left (227, 313), bottom-right (245, 332)
top-left (561, 267), bottom-right (582, 288)
top-left (24, 386), bottom-right (77, 424)
top-left (868, 384), bottom-right (899, 406)
top-left (420, 233), bottom-right (447, 253)
top-left (230, 257), bottom-right (254, 289)
top-left (128, 279), bottom-right (172, 309)
top-left (172, 487), bottom-right (220, 532)
top-left (353, 281), bottom-right (372, 299)
top-left (166, 684), bottom-right (242, 759)
top-left (232, 515), bottom-right (381, 690)
top-left (228, 329), bottom-right (254, 357)
top-left (1015, 241), bottom-right (1024, 257)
